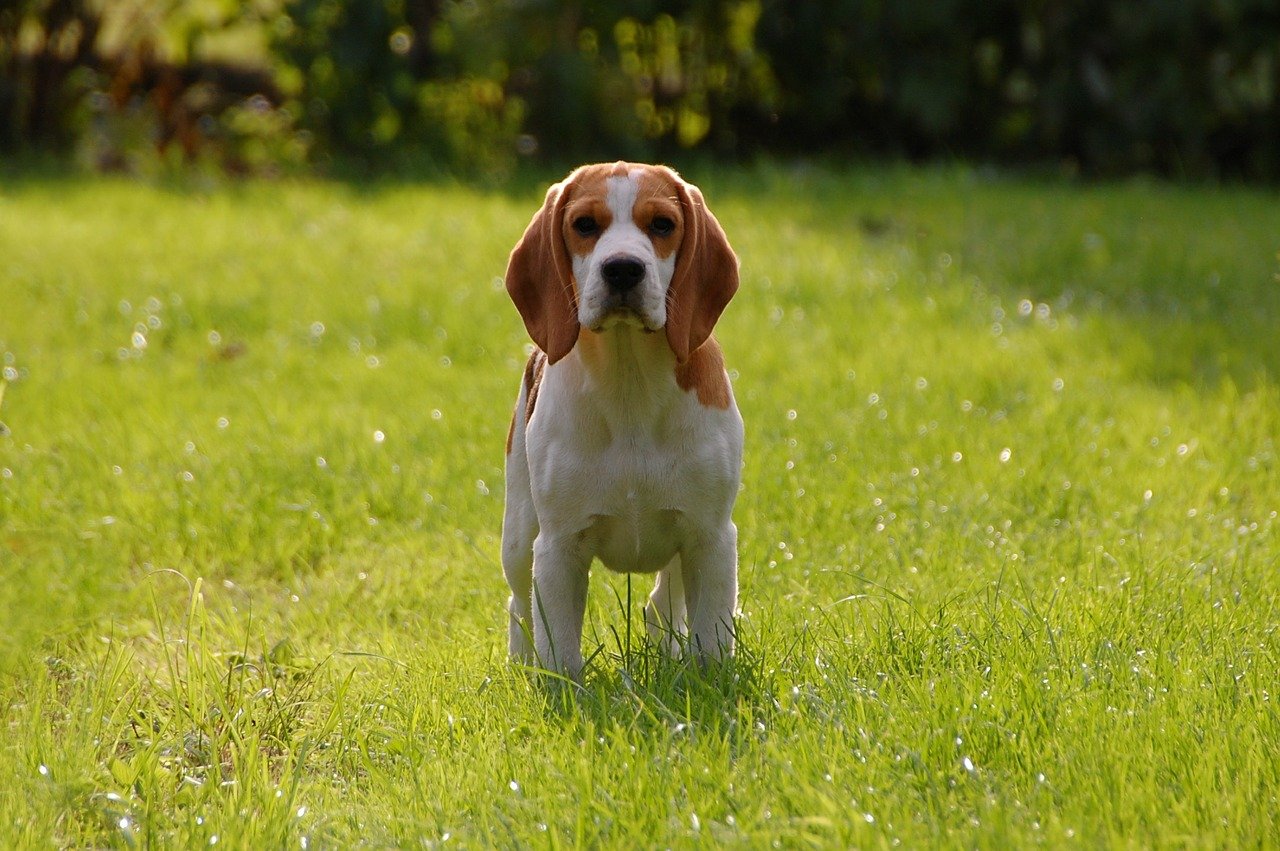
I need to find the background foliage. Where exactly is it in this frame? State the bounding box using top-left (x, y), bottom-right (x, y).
top-left (2, 1), bottom-right (1279, 176)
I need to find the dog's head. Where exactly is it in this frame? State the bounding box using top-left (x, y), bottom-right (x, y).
top-left (505, 162), bottom-right (738, 364)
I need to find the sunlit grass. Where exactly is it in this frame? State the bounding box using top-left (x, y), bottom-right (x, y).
top-left (1, 166), bottom-right (1278, 846)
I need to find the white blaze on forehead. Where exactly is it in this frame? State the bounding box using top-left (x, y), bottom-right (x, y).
top-left (605, 174), bottom-right (641, 228)
top-left (594, 172), bottom-right (652, 262)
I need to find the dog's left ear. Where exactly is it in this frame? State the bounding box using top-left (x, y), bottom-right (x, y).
top-left (505, 177), bottom-right (580, 364)
top-left (665, 177), bottom-right (739, 363)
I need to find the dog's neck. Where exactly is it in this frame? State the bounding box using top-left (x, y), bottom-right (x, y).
top-left (566, 324), bottom-right (677, 421)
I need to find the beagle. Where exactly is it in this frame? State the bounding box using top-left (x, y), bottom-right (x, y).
top-left (502, 162), bottom-right (743, 678)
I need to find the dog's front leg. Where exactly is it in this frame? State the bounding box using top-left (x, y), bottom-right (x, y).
top-left (531, 533), bottom-right (590, 678)
top-left (682, 523), bottom-right (739, 663)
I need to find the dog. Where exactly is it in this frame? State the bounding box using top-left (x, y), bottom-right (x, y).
top-left (501, 162), bottom-right (743, 678)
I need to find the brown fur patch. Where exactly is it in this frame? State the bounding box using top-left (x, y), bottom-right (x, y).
top-left (675, 337), bottom-right (731, 409)
top-left (525, 348), bottom-right (546, 423)
top-left (506, 348), bottom-right (547, 454)
top-left (633, 168), bottom-right (684, 261)
top-left (505, 180), bottom-right (579, 364)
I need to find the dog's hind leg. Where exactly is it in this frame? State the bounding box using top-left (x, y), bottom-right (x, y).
top-left (645, 556), bottom-right (688, 656)
top-left (502, 374), bottom-right (539, 665)
top-left (501, 504), bottom-right (537, 664)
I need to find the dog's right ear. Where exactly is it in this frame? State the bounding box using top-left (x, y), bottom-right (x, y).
top-left (505, 178), bottom-right (580, 364)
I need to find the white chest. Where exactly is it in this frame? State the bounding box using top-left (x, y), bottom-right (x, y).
top-left (530, 416), bottom-right (743, 569)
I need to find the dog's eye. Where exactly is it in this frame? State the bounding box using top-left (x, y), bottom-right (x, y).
top-left (650, 216), bottom-right (675, 236)
top-left (572, 216), bottom-right (599, 237)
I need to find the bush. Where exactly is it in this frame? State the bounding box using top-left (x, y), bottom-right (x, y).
top-left (269, 0), bottom-right (769, 175)
top-left (751, 0), bottom-right (1280, 178)
top-left (1, 0), bottom-right (304, 175)
top-left (4, 0), bottom-right (1278, 179)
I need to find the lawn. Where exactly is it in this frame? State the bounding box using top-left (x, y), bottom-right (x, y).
top-left (1, 165), bottom-right (1278, 847)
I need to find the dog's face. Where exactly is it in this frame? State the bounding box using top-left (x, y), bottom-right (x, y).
top-left (505, 162), bottom-right (738, 365)
top-left (561, 166), bottom-right (683, 334)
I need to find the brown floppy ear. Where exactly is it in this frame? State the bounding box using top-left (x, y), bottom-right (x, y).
top-left (505, 178), bottom-right (579, 364)
top-left (666, 177), bottom-right (739, 363)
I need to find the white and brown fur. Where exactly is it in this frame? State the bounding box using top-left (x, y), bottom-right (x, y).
top-left (502, 161), bottom-right (743, 678)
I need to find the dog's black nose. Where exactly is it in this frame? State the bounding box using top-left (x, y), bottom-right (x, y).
top-left (602, 257), bottom-right (645, 292)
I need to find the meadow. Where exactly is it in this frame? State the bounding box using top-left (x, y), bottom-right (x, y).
top-left (1, 164), bottom-right (1277, 847)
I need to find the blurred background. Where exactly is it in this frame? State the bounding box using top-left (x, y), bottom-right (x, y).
top-left (2, 0), bottom-right (1278, 180)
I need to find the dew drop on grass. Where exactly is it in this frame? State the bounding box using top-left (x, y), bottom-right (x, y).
top-left (999, 448), bottom-right (1012, 463)
top-left (38, 764), bottom-right (48, 777)
top-left (217, 417), bottom-right (229, 429)
top-left (2, 366), bottom-right (17, 382)
top-left (296, 805), bottom-right (307, 818)
top-left (509, 780), bottom-right (520, 793)
top-left (952, 452), bottom-right (963, 463)
top-left (373, 430), bottom-right (385, 443)
top-left (963, 756), bottom-right (976, 773)
top-left (131, 331), bottom-right (147, 350)
top-left (208, 330), bottom-right (222, 345)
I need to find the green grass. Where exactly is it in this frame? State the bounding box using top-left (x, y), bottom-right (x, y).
top-left (1, 165), bottom-right (1278, 847)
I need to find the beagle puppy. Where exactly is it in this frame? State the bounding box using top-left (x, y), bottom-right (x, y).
top-left (502, 162), bottom-right (743, 678)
